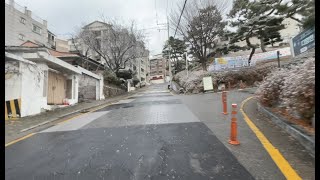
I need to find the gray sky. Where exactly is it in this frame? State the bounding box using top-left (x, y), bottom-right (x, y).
top-left (14, 0), bottom-right (232, 56)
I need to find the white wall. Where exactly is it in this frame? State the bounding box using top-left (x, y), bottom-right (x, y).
top-left (5, 1), bottom-right (50, 46)
top-left (150, 79), bottom-right (165, 84)
top-left (20, 62), bottom-right (46, 117)
top-left (5, 61), bottom-right (21, 101)
top-left (66, 74), bottom-right (79, 105)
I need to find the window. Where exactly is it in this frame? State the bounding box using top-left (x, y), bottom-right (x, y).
top-left (141, 68), bottom-right (144, 72)
top-left (158, 71), bottom-right (162, 73)
top-left (18, 34), bottom-right (24, 40)
top-left (32, 24), bottom-right (42, 34)
top-left (20, 17), bottom-right (26, 24)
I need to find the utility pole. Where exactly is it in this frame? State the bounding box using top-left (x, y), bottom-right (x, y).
top-left (185, 51), bottom-right (188, 78)
top-left (167, 15), bottom-right (172, 81)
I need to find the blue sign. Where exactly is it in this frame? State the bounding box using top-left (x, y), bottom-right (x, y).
top-left (292, 26), bottom-right (315, 56)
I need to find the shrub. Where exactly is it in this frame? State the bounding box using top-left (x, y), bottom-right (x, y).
top-left (133, 77), bottom-right (140, 86)
top-left (116, 70), bottom-right (133, 80)
top-left (104, 71), bottom-right (123, 86)
top-left (281, 58), bottom-right (315, 120)
top-left (255, 69), bottom-right (289, 107)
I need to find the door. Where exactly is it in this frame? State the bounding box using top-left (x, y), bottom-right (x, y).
top-left (47, 71), bottom-right (67, 105)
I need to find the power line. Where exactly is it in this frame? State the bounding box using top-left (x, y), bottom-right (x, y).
top-left (174, 0), bottom-right (187, 38)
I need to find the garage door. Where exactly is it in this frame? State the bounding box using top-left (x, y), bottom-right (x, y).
top-left (47, 71), bottom-right (67, 105)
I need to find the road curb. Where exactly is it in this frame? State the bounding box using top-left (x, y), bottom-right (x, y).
top-left (256, 101), bottom-right (315, 158)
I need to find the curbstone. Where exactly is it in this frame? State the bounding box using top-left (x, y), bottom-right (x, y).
top-left (257, 102), bottom-right (315, 157)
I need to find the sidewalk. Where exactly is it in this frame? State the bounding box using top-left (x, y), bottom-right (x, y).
top-left (243, 97), bottom-right (315, 180)
top-left (177, 89), bottom-right (314, 179)
top-left (5, 86), bottom-right (147, 144)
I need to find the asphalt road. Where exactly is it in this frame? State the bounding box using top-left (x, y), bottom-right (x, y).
top-left (6, 84), bottom-right (254, 180)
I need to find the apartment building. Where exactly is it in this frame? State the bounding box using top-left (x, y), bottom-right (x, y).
top-left (69, 21), bottom-right (111, 65)
top-left (149, 54), bottom-right (168, 84)
top-left (5, 0), bottom-right (56, 49)
top-left (71, 21), bottom-right (150, 83)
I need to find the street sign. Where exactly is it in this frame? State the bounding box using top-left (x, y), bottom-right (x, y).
top-left (203, 76), bottom-right (213, 91)
top-left (291, 26), bottom-right (315, 57)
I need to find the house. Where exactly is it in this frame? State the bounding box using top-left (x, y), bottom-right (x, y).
top-left (5, 47), bottom-right (81, 119)
top-left (24, 41), bottom-right (105, 102)
top-left (5, 41), bottom-right (106, 120)
top-left (47, 47), bottom-right (105, 102)
top-left (5, 0), bottom-right (56, 49)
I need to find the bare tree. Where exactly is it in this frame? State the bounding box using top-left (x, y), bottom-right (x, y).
top-left (73, 18), bottom-right (147, 74)
top-left (170, 0), bottom-right (228, 71)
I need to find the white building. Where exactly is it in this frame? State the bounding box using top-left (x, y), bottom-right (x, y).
top-left (5, 47), bottom-right (81, 119)
top-left (71, 21), bottom-right (150, 84)
top-left (230, 18), bottom-right (301, 48)
top-left (5, 0), bottom-right (56, 48)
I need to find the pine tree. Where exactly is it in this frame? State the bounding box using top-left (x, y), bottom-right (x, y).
top-left (276, 0), bottom-right (314, 29)
top-left (228, 0), bottom-right (285, 63)
top-left (162, 36), bottom-right (187, 73)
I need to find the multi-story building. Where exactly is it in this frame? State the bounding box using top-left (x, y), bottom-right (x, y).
top-left (69, 21), bottom-right (111, 65)
top-left (71, 21), bottom-right (150, 83)
top-left (55, 38), bottom-right (70, 52)
top-left (149, 54), bottom-right (168, 84)
top-left (5, 0), bottom-right (56, 49)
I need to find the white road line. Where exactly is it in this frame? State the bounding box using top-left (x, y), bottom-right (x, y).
top-left (39, 111), bottom-right (109, 133)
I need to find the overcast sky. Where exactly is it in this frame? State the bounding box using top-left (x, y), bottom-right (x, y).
top-left (14, 0), bottom-right (233, 56)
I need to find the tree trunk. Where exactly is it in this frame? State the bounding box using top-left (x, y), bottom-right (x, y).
top-left (260, 38), bottom-right (267, 52)
top-left (248, 47), bottom-right (255, 65)
top-left (201, 58), bottom-right (207, 71)
top-left (246, 36), bottom-right (256, 65)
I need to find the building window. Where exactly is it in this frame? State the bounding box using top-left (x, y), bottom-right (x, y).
top-left (32, 24), bottom-right (42, 34)
top-left (18, 34), bottom-right (24, 40)
top-left (158, 71), bottom-right (162, 73)
top-left (20, 17), bottom-right (26, 24)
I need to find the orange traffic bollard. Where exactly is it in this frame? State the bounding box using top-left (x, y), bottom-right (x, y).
top-left (229, 104), bottom-right (240, 145)
top-left (221, 91), bottom-right (228, 115)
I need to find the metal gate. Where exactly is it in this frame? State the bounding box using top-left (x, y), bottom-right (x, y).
top-left (47, 71), bottom-right (67, 105)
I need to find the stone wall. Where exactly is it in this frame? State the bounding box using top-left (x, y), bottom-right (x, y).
top-left (78, 74), bottom-right (97, 101)
top-left (103, 85), bottom-right (126, 98)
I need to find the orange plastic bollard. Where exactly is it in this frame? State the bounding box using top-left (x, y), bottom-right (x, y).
top-left (229, 104), bottom-right (240, 145)
top-left (221, 91), bottom-right (228, 115)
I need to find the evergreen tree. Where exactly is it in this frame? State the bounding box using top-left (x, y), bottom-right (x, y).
top-left (228, 0), bottom-right (285, 63)
top-left (162, 36), bottom-right (187, 73)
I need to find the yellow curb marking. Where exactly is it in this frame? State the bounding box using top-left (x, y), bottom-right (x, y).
top-left (240, 96), bottom-right (302, 180)
top-left (5, 133), bottom-right (35, 147)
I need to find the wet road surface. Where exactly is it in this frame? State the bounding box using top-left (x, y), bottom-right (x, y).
top-left (6, 84), bottom-right (254, 180)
